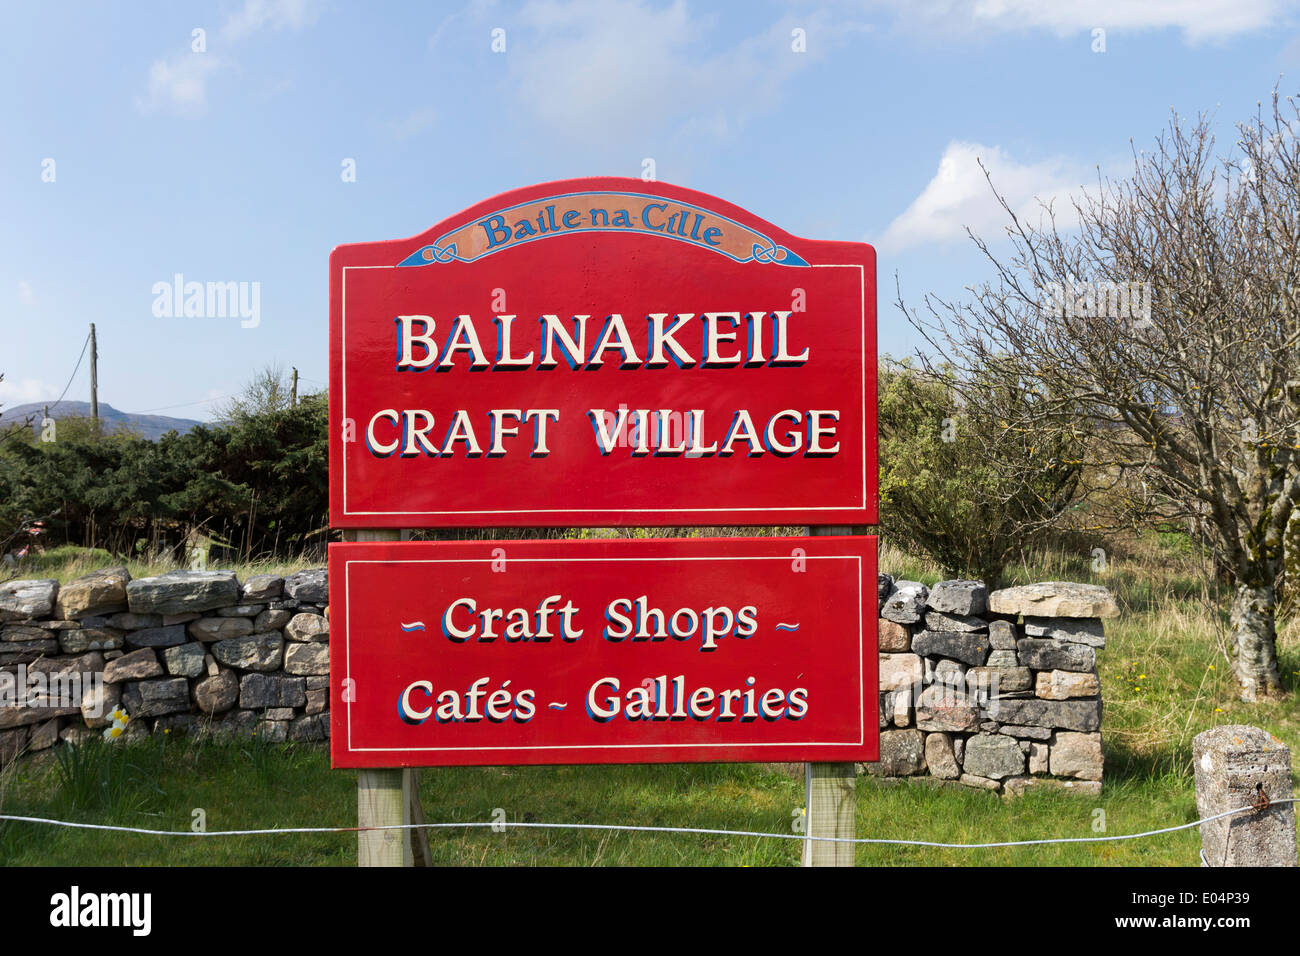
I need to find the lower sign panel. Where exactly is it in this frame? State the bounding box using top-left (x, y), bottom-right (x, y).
top-left (329, 536), bottom-right (877, 767)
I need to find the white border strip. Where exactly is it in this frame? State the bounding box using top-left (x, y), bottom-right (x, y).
top-left (339, 262), bottom-right (869, 517)
top-left (341, 552), bottom-right (868, 758)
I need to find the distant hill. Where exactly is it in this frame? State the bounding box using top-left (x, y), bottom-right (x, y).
top-left (0, 401), bottom-right (204, 440)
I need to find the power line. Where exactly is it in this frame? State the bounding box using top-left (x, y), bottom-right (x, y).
top-left (45, 331), bottom-right (91, 416)
top-left (134, 395), bottom-right (236, 414)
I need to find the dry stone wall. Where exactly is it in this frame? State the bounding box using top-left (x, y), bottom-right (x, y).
top-left (0, 568), bottom-right (331, 760)
top-left (873, 575), bottom-right (1117, 795)
top-left (4, 567), bottom-right (1117, 795)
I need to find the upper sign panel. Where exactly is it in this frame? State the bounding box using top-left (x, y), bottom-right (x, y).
top-left (329, 177), bottom-right (876, 528)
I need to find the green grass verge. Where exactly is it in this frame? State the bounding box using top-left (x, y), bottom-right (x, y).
top-left (1, 538), bottom-right (1296, 866)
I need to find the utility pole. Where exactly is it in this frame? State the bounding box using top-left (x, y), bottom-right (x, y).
top-left (89, 323), bottom-right (99, 432)
top-left (291, 367), bottom-right (298, 408)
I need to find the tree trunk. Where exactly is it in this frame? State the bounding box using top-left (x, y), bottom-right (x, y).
top-left (1230, 583), bottom-right (1282, 701)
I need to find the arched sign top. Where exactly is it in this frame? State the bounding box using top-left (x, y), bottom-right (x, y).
top-left (329, 176), bottom-right (877, 529)
top-left (394, 184), bottom-right (812, 268)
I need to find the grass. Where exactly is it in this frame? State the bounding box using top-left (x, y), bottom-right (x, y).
top-left (1, 535), bottom-right (1296, 866)
top-left (0, 744), bottom-right (1214, 867)
top-left (9, 543), bottom-right (324, 586)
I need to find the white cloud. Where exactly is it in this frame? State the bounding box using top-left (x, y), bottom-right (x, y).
top-left (0, 377), bottom-right (55, 407)
top-left (388, 107), bottom-right (437, 141)
top-left (879, 141), bottom-right (1089, 252)
top-left (138, 53), bottom-right (226, 116)
top-left (874, 0), bottom-right (1286, 43)
top-left (506, 0), bottom-right (830, 142)
top-left (17, 280), bottom-right (34, 306)
top-left (138, 0), bottom-right (318, 116)
top-left (429, 0), bottom-right (500, 50)
top-left (222, 0), bottom-right (320, 42)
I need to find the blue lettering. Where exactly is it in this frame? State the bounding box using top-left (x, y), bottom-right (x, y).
top-left (642, 202), bottom-right (669, 231)
top-left (479, 214), bottom-right (512, 248)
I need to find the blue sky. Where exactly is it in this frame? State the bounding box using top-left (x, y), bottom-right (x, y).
top-left (3, 0), bottom-right (1298, 421)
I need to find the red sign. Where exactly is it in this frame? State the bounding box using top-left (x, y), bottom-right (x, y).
top-left (329, 535), bottom-right (878, 768)
top-left (329, 177), bottom-right (876, 528)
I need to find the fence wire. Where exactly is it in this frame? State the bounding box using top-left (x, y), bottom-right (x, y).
top-left (1, 798), bottom-right (1292, 851)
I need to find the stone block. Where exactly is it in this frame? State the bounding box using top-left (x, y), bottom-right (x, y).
top-left (162, 642), bottom-right (206, 678)
top-left (105, 612), bottom-right (163, 630)
top-left (58, 627), bottom-right (125, 654)
top-left (284, 569), bottom-right (328, 603)
top-left (1024, 616), bottom-right (1106, 647)
top-left (121, 677), bottom-right (191, 717)
top-left (926, 579), bottom-right (987, 616)
top-left (866, 729), bottom-right (926, 776)
top-left (241, 574), bottom-right (284, 603)
top-left (124, 624), bottom-right (189, 649)
top-left (879, 653), bottom-right (922, 692)
top-left (187, 617), bottom-right (254, 642)
top-left (216, 604), bottom-right (265, 618)
top-left (0, 579), bottom-right (58, 622)
top-left (284, 612), bottom-right (329, 643)
top-left (915, 684), bottom-right (980, 732)
top-left (211, 633), bottom-right (283, 671)
top-left (283, 641), bottom-right (329, 676)
top-left (963, 733), bottom-right (1025, 780)
top-left (923, 611), bottom-right (987, 632)
top-left (911, 630), bottom-right (990, 666)
top-left (81, 681), bottom-right (122, 728)
top-left (967, 665), bottom-right (1033, 696)
top-left (1016, 638), bottom-right (1095, 673)
top-left (238, 673), bottom-right (306, 709)
top-left (1035, 669), bottom-right (1100, 700)
top-left (1029, 741), bottom-right (1049, 774)
top-left (55, 567), bottom-right (130, 619)
top-left (126, 571), bottom-right (240, 616)
top-left (289, 712), bottom-right (330, 742)
top-left (1050, 731), bottom-right (1104, 780)
top-left (924, 731), bottom-right (960, 779)
top-left (987, 582), bottom-right (1118, 619)
top-left (1193, 725), bottom-right (1296, 867)
top-left (987, 697), bottom-right (1102, 732)
top-left (254, 608), bottom-right (293, 632)
top-left (987, 619), bottom-right (1018, 650)
top-left (102, 648), bottom-right (163, 684)
top-left (878, 618), bottom-right (910, 652)
top-left (881, 581), bottom-right (927, 624)
top-left (193, 671), bottom-right (239, 714)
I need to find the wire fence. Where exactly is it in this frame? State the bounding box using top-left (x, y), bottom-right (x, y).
top-left (1, 798), bottom-right (1292, 855)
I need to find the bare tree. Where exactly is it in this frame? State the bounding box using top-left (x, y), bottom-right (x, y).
top-left (900, 95), bottom-right (1300, 701)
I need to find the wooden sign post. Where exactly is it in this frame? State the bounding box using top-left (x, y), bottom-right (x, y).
top-left (803, 524), bottom-right (858, 867)
top-left (328, 177), bottom-right (878, 866)
top-left (343, 528), bottom-right (413, 867)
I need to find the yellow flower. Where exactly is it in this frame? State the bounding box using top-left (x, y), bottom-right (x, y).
top-left (1138, 674), bottom-right (1146, 680)
top-left (1208, 665), bottom-right (1215, 670)
top-left (109, 725), bottom-right (123, 737)
top-left (1214, 708), bottom-right (1223, 713)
